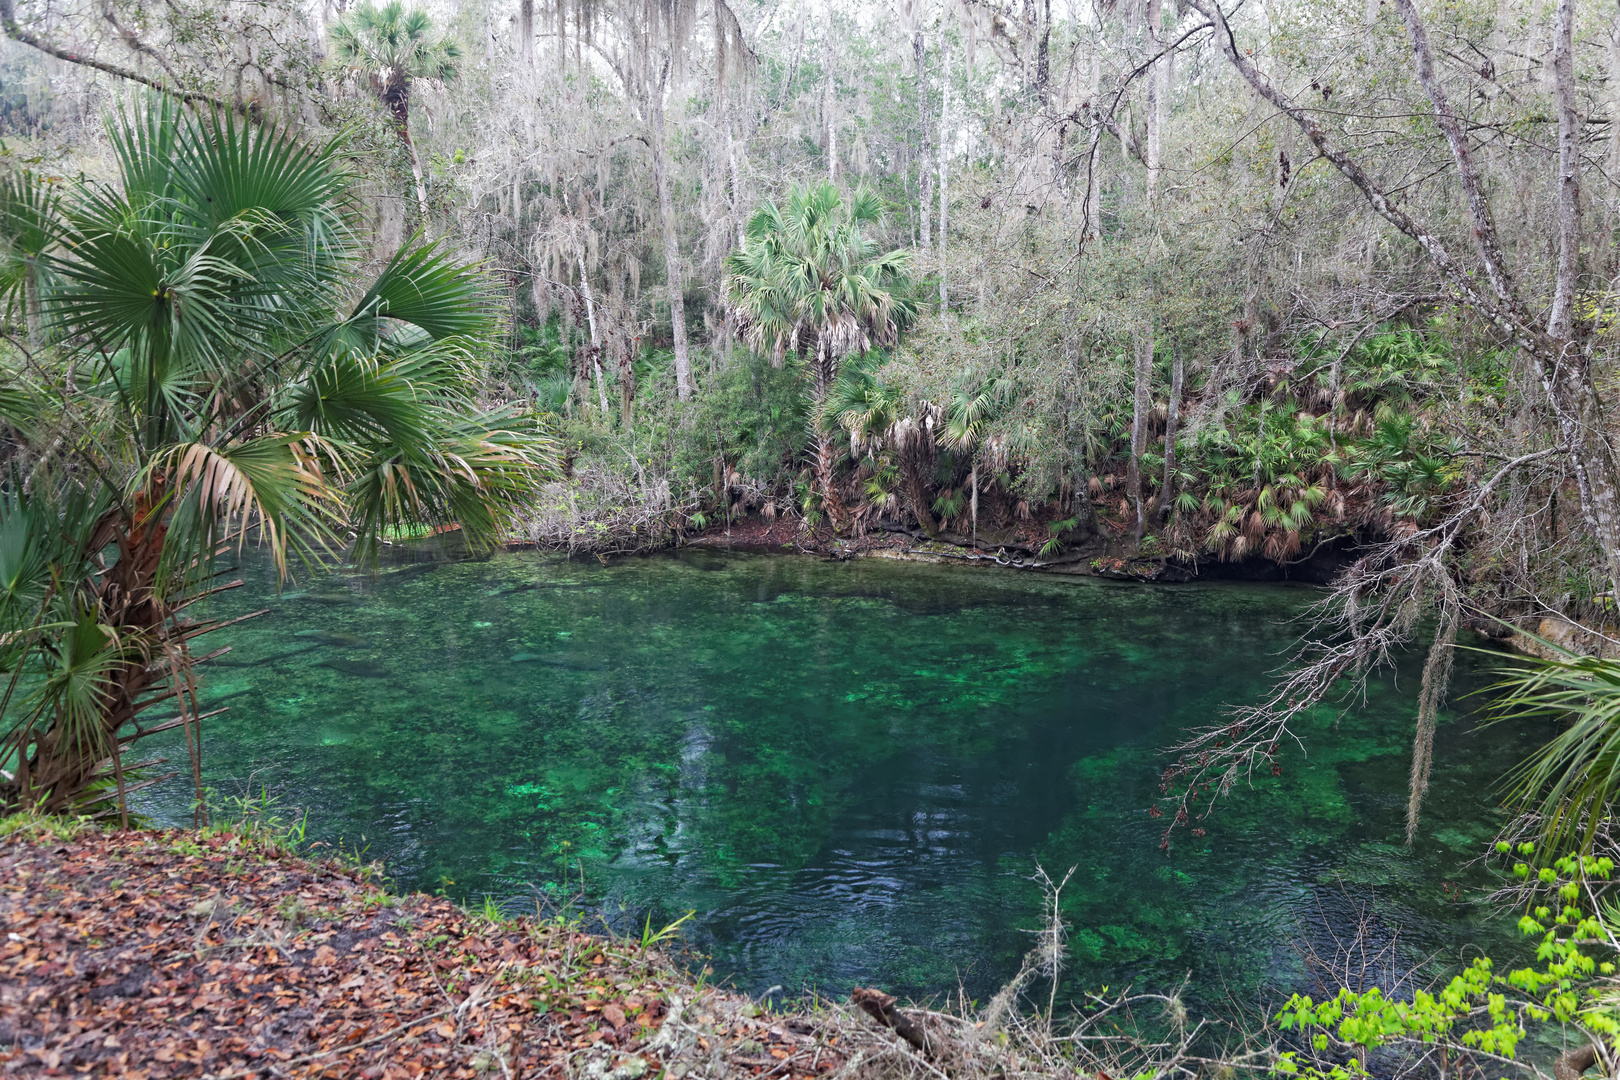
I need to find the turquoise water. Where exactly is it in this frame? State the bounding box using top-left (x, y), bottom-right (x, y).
top-left (142, 548), bottom-right (1538, 1005)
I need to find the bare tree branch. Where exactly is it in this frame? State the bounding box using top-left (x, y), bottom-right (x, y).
top-left (0, 0), bottom-right (232, 110)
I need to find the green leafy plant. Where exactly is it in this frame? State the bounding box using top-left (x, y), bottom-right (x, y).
top-left (724, 181), bottom-right (915, 533)
top-left (1492, 647), bottom-right (1620, 856)
top-left (639, 909), bottom-right (694, 950)
top-left (1041, 516), bottom-right (1080, 558)
top-left (1276, 847), bottom-right (1619, 1079)
top-left (0, 99), bottom-right (553, 822)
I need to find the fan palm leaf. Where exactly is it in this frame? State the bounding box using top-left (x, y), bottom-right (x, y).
top-left (0, 98), bottom-right (552, 817)
top-left (724, 180), bottom-right (914, 533)
top-left (1493, 646), bottom-right (1620, 855)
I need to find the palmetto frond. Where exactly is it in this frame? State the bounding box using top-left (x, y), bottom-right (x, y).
top-left (940, 370), bottom-right (1002, 452)
top-left (330, 2), bottom-right (461, 83)
top-left (724, 180), bottom-right (915, 388)
top-left (157, 436), bottom-right (341, 580)
top-left (1, 98), bottom-right (552, 817)
top-left (1494, 648), bottom-right (1620, 856)
top-left (0, 168), bottom-right (62, 335)
top-left (25, 609), bottom-right (129, 765)
top-left (347, 241), bottom-right (495, 346)
top-left (344, 410), bottom-right (548, 560)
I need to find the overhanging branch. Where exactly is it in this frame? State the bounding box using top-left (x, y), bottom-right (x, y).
top-left (0, 0), bottom-right (231, 110)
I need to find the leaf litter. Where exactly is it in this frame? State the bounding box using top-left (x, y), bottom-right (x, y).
top-left (0, 820), bottom-right (849, 1078)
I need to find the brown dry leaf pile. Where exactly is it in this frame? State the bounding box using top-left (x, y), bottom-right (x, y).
top-left (0, 821), bottom-right (850, 1079)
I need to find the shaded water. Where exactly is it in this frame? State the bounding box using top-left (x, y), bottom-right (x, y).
top-left (143, 548), bottom-right (1539, 1005)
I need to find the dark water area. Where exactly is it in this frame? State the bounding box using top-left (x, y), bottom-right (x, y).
top-left (141, 548), bottom-right (1540, 1007)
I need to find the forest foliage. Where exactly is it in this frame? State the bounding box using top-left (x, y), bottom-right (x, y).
top-left (8, 0), bottom-right (1620, 1073)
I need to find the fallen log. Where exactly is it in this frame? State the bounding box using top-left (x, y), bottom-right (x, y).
top-left (1555, 1043), bottom-right (1598, 1080)
top-left (851, 987), bottom-right (933, 1055)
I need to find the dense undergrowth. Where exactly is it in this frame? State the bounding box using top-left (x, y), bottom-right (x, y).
top-left (501, 314), bottom-right (1536, 591)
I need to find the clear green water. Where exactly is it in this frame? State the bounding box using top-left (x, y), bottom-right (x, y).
top-left (141, 548), bottom-right (1539, 1005)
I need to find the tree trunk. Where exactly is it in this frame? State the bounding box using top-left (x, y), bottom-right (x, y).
top-left (1035, 0), bottom-right (1051, 104)
top-left (915, 30), bottom-right (931, 254)
top-left (404, 131), bottom-right (429, 219)
top-left (577, 250), bottom-right (610, 417)
top-left (383, 76), bottom-right (429, 220)
top-left (1606, 12), bottom-right (1620, 268)
top-left (816, 431), bottom-right (848, 534)
top-left (938, 34), bottom-right (950, 315)
top-left (715, 0), bottom-right (745, 246)
top-left (1159, 350), bottom-right (1183, 524)
top-left (903, 451), bottom-right (938, 535)
top-left (719, 80), bottom-right (746, 246)
top-left (518, 0), bottom-right (533, 68)
top-left (1554, 1042), bottom-right (1598, 1080)
top-left (649, 71), bottom-right (694, 402)
top-left (813, 340), bottom-right (848, 534)
top-left (621, 343), bottom-right (636, 427)
top-left (1547, 0), bottom-right (1580, 342)
top-left (1129, 328), bottom-right (1152, 543)
top-left (970, 459), bottom-right (979, 548)
top-left (3, 504), bottom-right (175, 817)
top-left (1084, 24), bottom-right (1102, 240)
top-left (1145, 0), bottom-right (1163, 197)
top-left (1541, 0), bottom-right (1620, 600)
top-left (824, 0), bottom-right (838, 183)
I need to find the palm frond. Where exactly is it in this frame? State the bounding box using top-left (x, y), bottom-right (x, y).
top-left (349, 242), bottom-right (495, 344)
top-left (1493, 645), bottom-right (1620, 855)
top-left (158, 436), bottom-right (340, 581)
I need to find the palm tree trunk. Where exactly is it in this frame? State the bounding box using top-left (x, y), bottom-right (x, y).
top-left (904, 458), bottom-right (937, 535)
top-left (8, 505), bottom-right (171, 816)
top-left (385, 77), bottom-right (429, 220)
top-left (817, 431), bottom-right (848, 534)
top-left (813, 340), bottom-right (848, 534)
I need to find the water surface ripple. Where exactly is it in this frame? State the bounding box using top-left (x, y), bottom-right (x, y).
top-left (143, 549), bottom-right (1538, 1004)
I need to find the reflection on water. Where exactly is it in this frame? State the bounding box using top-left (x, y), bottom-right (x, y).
top-left (141, 548), bottom-right (1540, 1004)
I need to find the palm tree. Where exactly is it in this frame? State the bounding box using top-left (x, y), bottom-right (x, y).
top-left (329, 1), bottom-right (460, 219)
top-left (827, 359), bottom-right (938, 535)
top-left (724, 181), bottom-right (914, 534)
top-left (0, 169), bottom-right (59, 346)
top-left (939, 370), bottom-right (1002, 549)
top-left (0, 99), bottom-right (551, 822)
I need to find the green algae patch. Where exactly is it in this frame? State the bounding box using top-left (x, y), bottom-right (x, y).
top-left (139, 550), bottom-right (1541, 1007)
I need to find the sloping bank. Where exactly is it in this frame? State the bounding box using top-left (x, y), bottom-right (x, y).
top-left (0, 816), bottom-right (1259, 1079)
top-left (0, 817), bottom-right (831, 1079)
